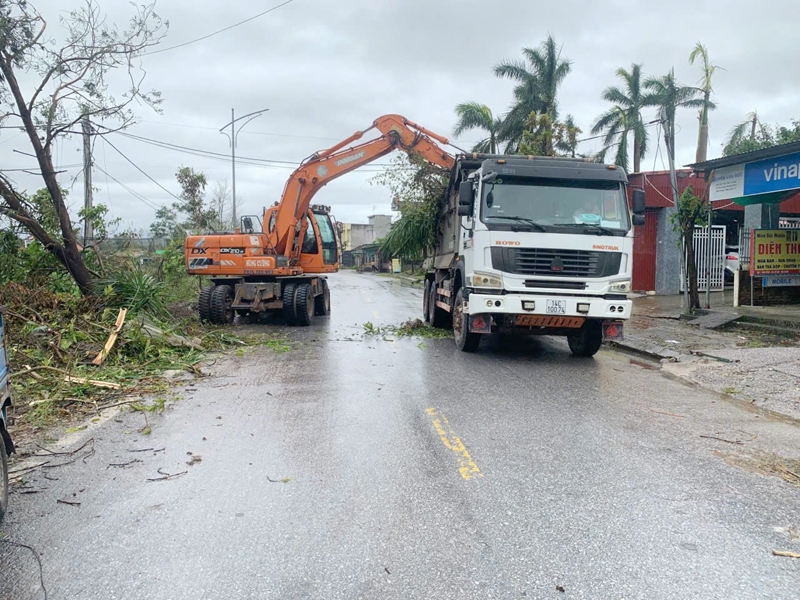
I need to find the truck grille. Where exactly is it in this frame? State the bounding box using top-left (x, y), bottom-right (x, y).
top-left (491, 247), bottom-right (622, 278)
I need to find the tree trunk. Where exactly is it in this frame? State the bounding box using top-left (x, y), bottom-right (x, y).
top-left (695, 102), bottom-right (709, 163)
top-left (633, 136), bottom-right (641, 174)
top-left (0, 54), bottom-right (96, 296)
top-left (684, 224), bottom-right (700, 310)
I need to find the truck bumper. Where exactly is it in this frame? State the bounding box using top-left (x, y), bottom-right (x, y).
top-left (465, 292), bottom-right (632, 320)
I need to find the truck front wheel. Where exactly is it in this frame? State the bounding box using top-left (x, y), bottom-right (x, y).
top-left (567, 321), bottom-right (603, 357)
top-left (453, 289), bottom-right (480, 352)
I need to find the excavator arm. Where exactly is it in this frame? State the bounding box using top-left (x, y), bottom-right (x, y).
top-left (269, 114), bottom-right (456, 259)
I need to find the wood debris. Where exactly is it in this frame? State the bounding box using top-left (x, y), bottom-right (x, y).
top-left (92, 308), bottom-right (127, 365)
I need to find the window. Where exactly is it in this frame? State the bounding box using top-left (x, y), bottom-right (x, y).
top-left (313, 212), bottom-right (339, 265)
top-left (301, 217), bottom-right (318, 254)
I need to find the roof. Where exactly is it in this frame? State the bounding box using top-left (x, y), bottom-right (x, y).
top-left (686, 141), bottom-right (800, 172)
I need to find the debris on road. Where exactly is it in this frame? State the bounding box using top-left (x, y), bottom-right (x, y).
top-left (146, 467), bottom-right (187, 482)
top-left (56, 498), bottom-right (81, 507)
top-left (773, 550), bottom-right (800, 559)
top-left (92, 308), bottom-right (128, 365)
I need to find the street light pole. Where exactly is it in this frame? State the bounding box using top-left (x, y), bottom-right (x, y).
top-left (220, 107), bottom-right (269, 228)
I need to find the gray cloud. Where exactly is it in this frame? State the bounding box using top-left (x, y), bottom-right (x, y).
top-left (3, 0), bottom-right (799, 232)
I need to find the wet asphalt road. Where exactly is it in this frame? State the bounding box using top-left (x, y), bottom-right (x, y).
top-left (2, 270), bottom-right (799, 599)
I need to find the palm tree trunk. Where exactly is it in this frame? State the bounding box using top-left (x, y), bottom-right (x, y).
top-left (633, 136), bottom-right (641, 173)
top-left (696, 121), bottom-right (709, 163)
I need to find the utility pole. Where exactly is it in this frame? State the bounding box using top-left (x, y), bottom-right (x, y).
top-left (230, 108), bottom-right (236, 226)
top-left (662, 114), bottom-right (690, 311)
top-left (220, 107), bottom-right (269, 229)
top-left (82, 115), bottom-right (93, 247)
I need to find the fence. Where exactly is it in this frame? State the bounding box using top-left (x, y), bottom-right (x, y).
top-left (682, 225), bottom-right (725, 292)
top-left (93, 237), bottom-right (170, 252)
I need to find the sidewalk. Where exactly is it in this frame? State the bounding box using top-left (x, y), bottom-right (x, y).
top-left (618, 294), bottom-right (800, 421)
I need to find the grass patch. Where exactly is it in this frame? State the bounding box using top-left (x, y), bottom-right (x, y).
top-left (363, 319), bottom-right (451, 340)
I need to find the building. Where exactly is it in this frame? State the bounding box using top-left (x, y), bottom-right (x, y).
top-left (339, 214), bottom-right (393, 251)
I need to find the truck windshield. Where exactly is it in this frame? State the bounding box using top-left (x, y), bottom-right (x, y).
top-left (481, 177), bottom-right (630, 233)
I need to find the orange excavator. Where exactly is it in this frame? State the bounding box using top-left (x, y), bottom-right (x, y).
top-left (185, 114), bottom-right (455, 325)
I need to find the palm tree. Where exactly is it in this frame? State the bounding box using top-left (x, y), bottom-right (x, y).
top-left (591, 64), bottom-right (649, 173)
top-left (689, 43), bottom-right (721, 163)
top-left (493, 35), bottom-right (572, 152)
top-left (556, 114), bottom-right (582, 158)
top-left (453, 102), bottom-right (503, 153)
top-left (644, 69), bottom-right (705, 160)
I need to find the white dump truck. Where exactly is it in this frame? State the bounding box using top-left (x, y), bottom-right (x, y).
top-left (424, 154), bottom-right (646, 355)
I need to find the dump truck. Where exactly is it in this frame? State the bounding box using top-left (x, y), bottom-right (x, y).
top-left (424, 154), bottom-right (646, 355)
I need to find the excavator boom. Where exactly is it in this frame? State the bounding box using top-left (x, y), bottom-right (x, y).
top-left (270, 114), bottom-right (455, 259)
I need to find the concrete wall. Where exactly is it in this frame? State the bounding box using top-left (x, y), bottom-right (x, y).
top-left (368, 215), bottom-right (393, 240)
top-left (655, 206), bottom-right (682, 295)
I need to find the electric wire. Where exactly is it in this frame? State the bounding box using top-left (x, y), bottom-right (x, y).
top-left (143, 1), bottom-right (294, 56)
top-left (94, 164), bottom-right (162, 211)
top-left (101, 137), bottom-right (183, 204)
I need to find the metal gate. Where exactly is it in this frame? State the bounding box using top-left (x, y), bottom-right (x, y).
top-left (632, 209), bottom-right (658, 292)
top-left (681, 225), bottom-right (725, 292)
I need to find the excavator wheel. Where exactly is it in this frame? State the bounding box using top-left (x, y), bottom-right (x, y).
top-left (282, 283), bottom-right (298, 325)
top-left (198, 284), bottom-right (215, 322)
top-left (314, 280), bottom-right (330, 316)
top-left (295, 283), bottom-right (315, 326)
top-left (209, 285), bottom-right (234, 324)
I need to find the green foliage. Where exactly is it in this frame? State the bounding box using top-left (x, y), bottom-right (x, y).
top-left (493, 35), bottom-right (572, 152)
top-left (98, 265), bottom-right (169, 317)
top-left (174, 166), bottom-right (215, 232)
top-left (644, 69), bottom-right (705, 159)
top-left (363, 319), bottom-right (451, 339)
top-left (149, 205), bottom-right (182, 239)
top-left (723, 116), bottom-right (800, 157)
top-left (453, 102), bottom-right (503, 153)
top-left (670, 185), bottom-right (708, 233)
top-left (592, 64), bottom-right (649, 172)
top-left (79, 202), bottom-right (120, 241)
top-left (371, 153), bottom-right (448, 260)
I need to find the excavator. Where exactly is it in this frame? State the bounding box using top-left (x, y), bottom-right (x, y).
top-left (185, 114), bottom-right (456, 325)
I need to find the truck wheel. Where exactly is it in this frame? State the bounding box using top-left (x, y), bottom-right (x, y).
top-left (282, 283), bottom-right (298, 325)
top-left (198, 284), bottom-right (215, 322)
top-left (0, 434), bottom-right (8, 523)
top-left (423, 279), bottom-right (431, 323)
top-left (568, 321), bottom-right (603, 357)
top-left (295, 283), bottom-right (315, 326)
top-left (428, 285), bottom-right (451, 329)
top-left (453, 289), bottom-right (480, 352)
top-left (314, 280), bottom-right (330, 316)
top-left (209, 285), bottom-right (234, 324)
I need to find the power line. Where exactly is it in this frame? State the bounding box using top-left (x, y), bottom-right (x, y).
top-left (94, 164), bottom-right (162, 211)
top-left (143, 0), bottom-right (294, 56)
top-left (102, 137), bottom-right (184, 204)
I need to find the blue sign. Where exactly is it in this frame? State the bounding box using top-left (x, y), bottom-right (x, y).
top-left (744, 150), bottom-right (800, 196)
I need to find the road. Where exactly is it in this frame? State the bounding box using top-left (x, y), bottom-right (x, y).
top-left (2, 270), bottom-right (799, 599)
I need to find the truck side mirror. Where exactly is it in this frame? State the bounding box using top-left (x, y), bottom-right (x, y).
top-left (632, 189), bottom-right (646, 215)
top-left (242, 217), bottom-right (254, 233)
top-left (457, 181), bottom-right (474, 217)
top-left (632, 213), bottom-right (646, 226)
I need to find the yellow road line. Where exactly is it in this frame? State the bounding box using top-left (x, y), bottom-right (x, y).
top-left (426, 407), bottom-right (483, 480)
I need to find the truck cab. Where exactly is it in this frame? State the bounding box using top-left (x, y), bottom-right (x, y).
top-left (425, 155), bottom-right (645, 355)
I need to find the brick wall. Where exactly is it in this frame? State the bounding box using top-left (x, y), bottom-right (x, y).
top-left (737, 272), bottom-right (800, 305)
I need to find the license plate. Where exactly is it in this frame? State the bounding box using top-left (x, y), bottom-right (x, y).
top-left (546, 299), bottom-right (566, 314)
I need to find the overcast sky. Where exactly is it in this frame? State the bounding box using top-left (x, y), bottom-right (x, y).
top-left (3, 0), bottom-right (800, 234)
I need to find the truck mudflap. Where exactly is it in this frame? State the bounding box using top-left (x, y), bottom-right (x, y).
top-left (468, 314), bottom-right (492, 334)
top-left (602, 320), bottom-right (624, 341)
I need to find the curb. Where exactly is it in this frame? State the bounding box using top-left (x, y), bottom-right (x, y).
top-left (609, 337), bottom-right (683, 362)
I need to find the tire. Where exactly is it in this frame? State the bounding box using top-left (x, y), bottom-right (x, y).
top-left (198, 284), bottom-right (215, 322)
top-left (209, 285), bottom-right (234, 324)
top-left (282, 283), bottom-right (298, 325)
top-left (428, 283), bottom-right (451, 329)
top-left (423, 279), bottom-right (431, 323)
top-left (453, 288), bottom-right (480, 352)
top-left (295, 283), bottom-right (315, 326)
top-left (0, 436), bottom-right (8, 524)
top-left (314, 280), bottom-right (330, 316)
top-left (568, 320), bottom-right (603, 357)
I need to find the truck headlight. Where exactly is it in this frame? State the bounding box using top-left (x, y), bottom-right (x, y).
top-left (609, 279), bottom-right (631, 293)
top-left (471, 271), bottom-right (503, 289)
